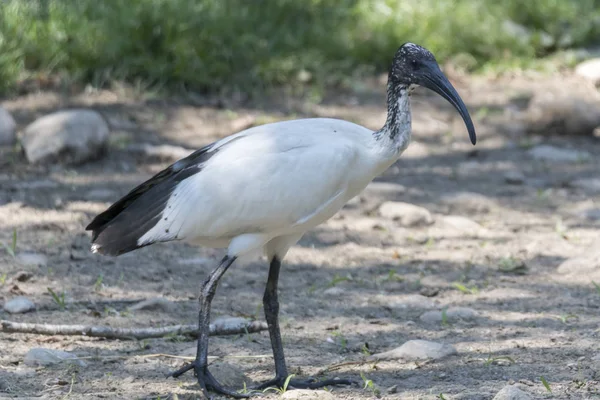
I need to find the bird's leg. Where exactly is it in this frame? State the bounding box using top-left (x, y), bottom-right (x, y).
top-left (170, 255), bottom-right (249, 399)
top-left (254, 257), bottom-right (354, 391)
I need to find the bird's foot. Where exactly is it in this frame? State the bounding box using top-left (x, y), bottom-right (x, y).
top-left (254, 375), bottom-right (355, 391)
top-left (169, 361), bottom-right (250, 399)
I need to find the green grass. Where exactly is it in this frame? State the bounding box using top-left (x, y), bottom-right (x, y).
top-left (0, 0), bottom-right (599, 95)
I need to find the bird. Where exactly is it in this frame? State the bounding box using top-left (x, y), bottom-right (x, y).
top-left (86, 42), bottom-right (476, 398)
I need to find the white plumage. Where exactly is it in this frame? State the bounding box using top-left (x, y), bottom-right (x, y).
top-left (86, 43), bottom-right (477, 397)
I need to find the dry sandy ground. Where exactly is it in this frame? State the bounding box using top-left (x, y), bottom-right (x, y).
top-left (1, 72), bottom-right (600, 399)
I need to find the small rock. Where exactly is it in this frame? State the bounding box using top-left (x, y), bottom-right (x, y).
top-left (281, 389), bottom-right (335, 400)
top-left (208, 362), bottom-right (251, 388)
top-left (575, 58), bottom-right (600, 86)
top-left (386, 385), bottom-right (398, 394)
top-left (13, 271), bottom-right (34, 282)
top-left (3, 296), bottom-right (36, 314)
top-left (323, 286), bottom-right (344, 296)
top-left (388, 294), bottom-right (436, 310)
top-left (571, 178), bottom-right (600, 194)
top-left (527, 145), bottom-right (590, 163)
top-left (370, 339), bottom-right (457, 361)
top-left (441, 192), bottom-right (495, 214)
top-left (579, 208), bottom-right (600, 221)
top-left (24, 348), bottom-right (86, 367)
top-left (419, 307), bottom-right (478, 324)
top-left (379, 201), bottom-right (433, 227)
top-left (21, 109), bottom-right (110, 164)
top-left (364, 182), bottom-right (406, 197)
top-left (556, 250), bottom-right (600, 283)
top-left (0, 107), bottom-right (17, 146)
top-left (85, 188), bottom-right (118, 201)
top-left (16, 252), bottom-right (48, 267)
top-left (125, 143), bottom-right (194, 161)
top-left (492, 385), bottom-right (532, 400)
top-left (129, 297), bottom-right (176, 313)
top-left (438, 215), bottom-right (483, 232)
top-left (524, 86), bottom-right (600, 136)
top-left (504, 170), bottom-right (525, 185)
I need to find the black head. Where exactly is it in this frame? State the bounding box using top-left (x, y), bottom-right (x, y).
top-left (390, 43), bottom-right (477, 145)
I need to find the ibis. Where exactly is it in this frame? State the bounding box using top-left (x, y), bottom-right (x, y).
top-left (86, 42), bottom-right (476, 398)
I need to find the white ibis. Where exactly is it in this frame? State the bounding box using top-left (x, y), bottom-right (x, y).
top-left (86, 42), bottom-right (476, 398)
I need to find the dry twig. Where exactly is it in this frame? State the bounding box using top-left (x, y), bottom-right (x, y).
top-left (0, 319), bottom-right (267, 340)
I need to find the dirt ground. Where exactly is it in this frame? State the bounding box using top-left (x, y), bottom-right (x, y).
top-left (1, 71), bottom-right (600, 400)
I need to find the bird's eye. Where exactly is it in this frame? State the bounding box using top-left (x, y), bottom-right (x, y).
top-left (411, 60), bottom-right (419, 68)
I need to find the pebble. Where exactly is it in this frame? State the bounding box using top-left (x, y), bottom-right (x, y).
top-left (386, 385), bottom-right (398, 394)
top-left (378, 201), bottom-right (433, 227)
top-left (281, 389), bottom-right (335, 400)
top-left (3, 296), bottom-right (36, 314)
top-left (16, 252), bottom-right (48, 267)
top-left (212, 316), bottom-right (253, 332)
top-left (575, 58), bottom-right (600, 85)
top-left (24, 348), bottom-right (86, 367)
top-left (420, 307), bottom-right (478, 324)
top-left (21, 109), bottom-right (110, 164)
top-left (323, 286), bottom-right (345, 296)
top-left (527, 145), bottom-right (591, 163)
top-left (492, 385), bottom-right (532, 400)
top-left (208, 361), bottom-right (251, 388)
top-left (571, 178), bottom-right (600, 194)
top-left (556, 250), bottom-right (600, 283)
top-left (504, 170), bottom-right (525, 185)
top-left (387, 294), bottom-right (436, 310)
top-left (441, 192), bottom-right (495, 214)
top-left (579, 208), bottom-right (600, 221)
top-left (129, 297), bottom-right (176, 313)
top-left (0, 107), bottom-right (17, 146)
top-left (369, 340), bottom-right (457, 361)
top-left (13, 270), bottom-right (34, 282)
top-left (438, 215), bottom-right (483, 232)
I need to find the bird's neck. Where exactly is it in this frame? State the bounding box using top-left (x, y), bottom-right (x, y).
top-left (374, 82), bottom-right (412, 154)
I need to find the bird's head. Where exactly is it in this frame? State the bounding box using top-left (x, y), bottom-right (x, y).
top-left (390, 43), bottom-right (476, 145)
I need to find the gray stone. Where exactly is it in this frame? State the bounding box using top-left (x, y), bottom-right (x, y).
top-left (21, 109), bottom-right (110, 164)
top-left (3, 296), bottom-right (36, 314)
top-left (129, 297), bottom-right (176, 313)
top-left (370, 340), bottom-right (457, 361)
top-left (323, 286), bottom-right (345, 296)
top-left (524, 87), bottom-right (600, 136)
top-left (212, 316), bottom-right (253, 332)
top-left (420, 307), bottom-right (478, 324)
top-left (575, 58), bottom-right (600, 85)
top-left (364, 182), bottom-right (406, 197)
top-left (438, 215), bottom-right (483, 232)
top-left (388, 294), bottom-right (436, 310)
top-left (0, 107), bottom-right (16, 146)
top-left (492, 385), bottom-right (532, 400)
top-left (579, 208), bottom-right (600, 221)
top-left (24, 348), bottom-right (86, 367)
top-left (528, 145), bottom-right (591, 163)
top-left (379, 201), bottom-right (433, 227)
top-left (281, 389), bottom-right (335, 400)
top-left (441, 192), bottom-right (495, 214)
top-left (16, 252), bottom-right (48, 267)
top-left (208, 362), bottom-right (251, 388)
top-left (556, 250), bottom-right (600, 283)
top-left (571, 178), bottom-right (600, 194)
top-left (504, 170), bottom-right (525, 185)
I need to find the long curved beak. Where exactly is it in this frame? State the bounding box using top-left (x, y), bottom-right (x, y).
top-left (420, 63), bottom-right (477, 145)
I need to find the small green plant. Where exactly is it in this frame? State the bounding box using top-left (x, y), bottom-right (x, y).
top-left (437, 394), bottom-right (447, 400)
top-left (382, 269), bottom-right (404, 283)
top-left (498, 257), bottom-right (527, 274)
top-left (453, 282), bottom-right (479, 294)
top-left (93, 274), bottom-right (104, 292)
top-left (330, 330), bottom-right (348, 351)
top-left (361, 343), bottom-right (372, 356)
top-left (263, 374), bottom-right (295, 395)
top-left (540, 376), bottom-right (552, 393)
top-left (0, 273), bottom-right (7, 286)
top-left (484, 355), bottom-right (515, 366)
top-left (592, 281), bottom-right (600, 296)
top-left (327, 273), bottom-right (352, 288)
top-left (1, 228), bottom-right (17, 257)
top-left (360, 372), bottom-right (380, 397)
top-left (47, 287), bottom-right (67, 310)
top-left (556, 313), bottom-right (578, 324)
top-left (441, 307), bottom-right (449, 327)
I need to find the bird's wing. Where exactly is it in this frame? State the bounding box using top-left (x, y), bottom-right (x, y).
top-left (87, 118), bottom-right (370, 256)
